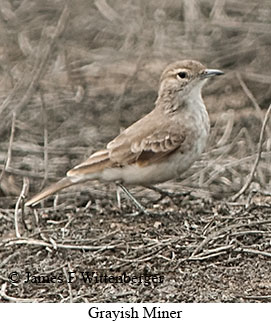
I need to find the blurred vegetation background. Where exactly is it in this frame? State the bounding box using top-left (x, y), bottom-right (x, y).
top-left (0, 0), bottom-right (270, 203)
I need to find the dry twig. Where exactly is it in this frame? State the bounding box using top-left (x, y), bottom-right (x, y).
top-left (235, 247), bottom-right (271, 258)
top-left (192, 218), bottom-right (271, 256)
top-left (3, 237), bottom-right (120, 252)
top-left (0, 283), bottom-right (37, 303)
top-left (63, 266), bottom-right (73, 303)
top-left (231, 104), bottom-right (271, 201)
top-left (235, 294), bottom-right (271, 300)
top-left (14, 177), bottom-right (29, 237)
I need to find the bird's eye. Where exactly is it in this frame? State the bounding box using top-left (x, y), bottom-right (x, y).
top-left (177, 71), bottom-right (187, 79)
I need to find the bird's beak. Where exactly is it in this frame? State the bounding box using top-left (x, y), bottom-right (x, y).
top-left (202, 69), bottom-right (224, 78)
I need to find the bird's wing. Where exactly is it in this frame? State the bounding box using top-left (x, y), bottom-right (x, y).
top-left (108, 124), bottom-right (188, 167)
top-left (66, 149), bottom-right (113, 176)
top-left (67, 109), bottom-right (189, 175)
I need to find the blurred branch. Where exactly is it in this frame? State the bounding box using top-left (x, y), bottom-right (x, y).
top-left (94, 0), bottom-right (120, 22)
top-left (245, 72), bottom-right (271, 84)
top-left (0, 112), bottom-right (16, 185)
top-left (210, 0), bottom-right (226, 19)
top-left (39, 90), bottom-right (49, 190)
top-left (237, 72), bottom-right (271, 137)
top-left (212, 20), bottom-right (271, 34)
top-left (183, 0), bottom-right (201, 40)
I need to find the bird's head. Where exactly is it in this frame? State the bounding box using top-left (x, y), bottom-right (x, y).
top-left (158, 60), bottom-right (224, 99)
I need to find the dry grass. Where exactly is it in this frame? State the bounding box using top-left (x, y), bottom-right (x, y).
top-left (0, 0), bottom-right (270, 201)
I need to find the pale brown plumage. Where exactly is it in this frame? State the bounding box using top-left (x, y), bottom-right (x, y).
top-left (26, 60), bottom-right (223, 207)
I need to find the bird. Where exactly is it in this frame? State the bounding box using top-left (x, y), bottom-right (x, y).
top-left (25, 60), bottom-right (224, 208)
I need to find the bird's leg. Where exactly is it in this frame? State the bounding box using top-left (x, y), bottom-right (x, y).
top-left (116, 183), bottom-right (149, 216)
top-left (116, 185), bottom-right (122, 209)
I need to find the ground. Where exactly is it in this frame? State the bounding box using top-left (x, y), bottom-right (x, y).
top-left (1, 184), bottom-right (271, 302)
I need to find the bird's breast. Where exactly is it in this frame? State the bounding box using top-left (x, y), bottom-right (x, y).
top-left (185, 96), bottom-right (210, 153)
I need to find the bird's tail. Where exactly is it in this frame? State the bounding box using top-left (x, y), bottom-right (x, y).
top-left (25, 149), bottom-right (112, 207)
top-left (25, 177), bottom-right (74, 207)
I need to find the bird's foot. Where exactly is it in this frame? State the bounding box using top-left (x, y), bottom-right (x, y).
top-left (117, 183), bottom-right (167, 217)
top-left (146, 185), bottom-right (191, 203)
